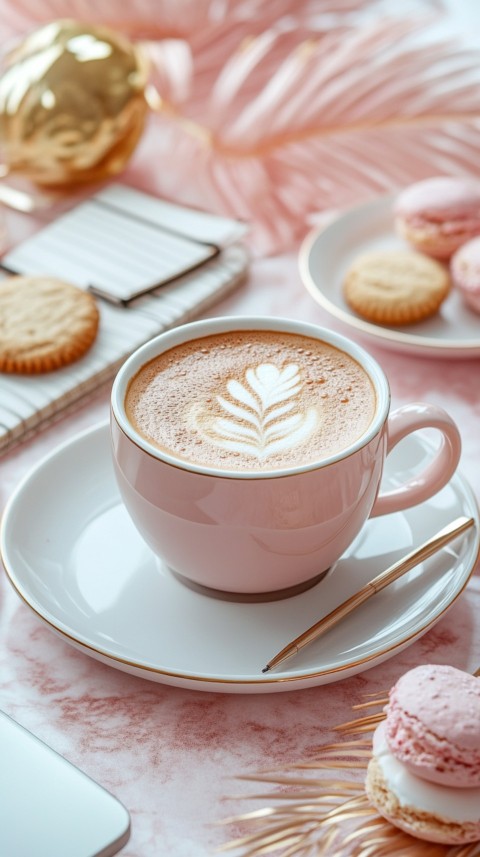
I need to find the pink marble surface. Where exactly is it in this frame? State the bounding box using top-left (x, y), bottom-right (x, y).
top-left (1, 239), bottom-right (480, 854)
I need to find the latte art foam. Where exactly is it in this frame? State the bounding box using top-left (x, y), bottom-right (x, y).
top-left (125, 331), bottom-right (377, 472)
top-left (194, 361), bottom-right (318, 460)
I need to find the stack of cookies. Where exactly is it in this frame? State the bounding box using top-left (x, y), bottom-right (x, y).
top-left (366, 664), bottom-right (480, 845)
top-left (343, 176), bottom-right (480, 325)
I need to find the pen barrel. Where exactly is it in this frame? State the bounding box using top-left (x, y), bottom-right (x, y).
top-left (303, 516), bottom-right (475, 646)
top-left (369, 515), bottom-right (474, 594)
top-left (299, 589), bottom-right (371, 648)
top-left (264, 514), bottom-right (475, 671)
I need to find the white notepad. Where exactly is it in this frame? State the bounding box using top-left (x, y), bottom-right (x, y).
top-left (0, 185), bottom-right (249, 455)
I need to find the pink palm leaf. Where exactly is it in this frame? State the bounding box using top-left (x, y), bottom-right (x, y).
top-left (1, 0), bottom-right (475, 253)
top-left (139, 14), bottom-right (480, 253)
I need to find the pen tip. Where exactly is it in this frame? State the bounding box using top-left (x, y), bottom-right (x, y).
top-left (262, 665), bottom-right (270, 674)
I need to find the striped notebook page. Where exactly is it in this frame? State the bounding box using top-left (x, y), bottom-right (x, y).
top-left (0, 185), bottom-right (248, 455)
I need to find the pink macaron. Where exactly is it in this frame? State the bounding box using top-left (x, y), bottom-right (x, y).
top-left (366, 720), bottom-right (480, 845)
top-left (451, 236), bottom-right (480, 314)
top-left (395, 176), bottom-right (480, 260)
top-left (365, 664), bottom-right (480, 845)
top-left (384, 664), bottom-right (480, 788)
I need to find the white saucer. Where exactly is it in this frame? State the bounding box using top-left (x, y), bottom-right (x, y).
top-left (299, 195), bottom-right (480, 359)
top-left (1, 422), bottom-right (479, 693)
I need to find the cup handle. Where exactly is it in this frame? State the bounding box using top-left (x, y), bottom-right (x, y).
top-left (370, 403), bottom-right (462, 518)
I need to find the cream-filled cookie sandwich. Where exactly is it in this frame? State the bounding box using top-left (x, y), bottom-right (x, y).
top-left (366, 665), bottom-right (480, 845)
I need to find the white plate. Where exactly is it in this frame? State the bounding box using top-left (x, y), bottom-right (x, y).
top-left (299, 195), bottom-right (480, 358)
top-left (1, 422), bottom-right (479, 693)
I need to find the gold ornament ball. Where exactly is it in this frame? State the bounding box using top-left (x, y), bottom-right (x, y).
top-left (0, 19), bottom-right (150, 186)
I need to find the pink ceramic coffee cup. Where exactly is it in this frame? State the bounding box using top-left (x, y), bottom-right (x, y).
top-left (111, 317), bottom-right (461, 598)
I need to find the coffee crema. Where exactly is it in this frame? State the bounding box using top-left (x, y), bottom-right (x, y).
top-left (124, 331), bottom-right (377, 472)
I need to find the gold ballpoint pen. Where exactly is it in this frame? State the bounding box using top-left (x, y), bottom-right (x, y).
top-left (262, 515), bottom-right (475, 674)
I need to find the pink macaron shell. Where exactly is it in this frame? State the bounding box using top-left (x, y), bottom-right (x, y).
top-left (395, 177), bottom-right (480, 259)
top-left (384, 665), bottom-right (480, 788)
top-left (451, 236), bottom-right (480, 313)
top-left (395, 176), bottom-right (480, 222)
top-left (375, 815), bottom-right (480, 846)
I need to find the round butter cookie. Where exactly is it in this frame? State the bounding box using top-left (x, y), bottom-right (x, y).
top-left (343, 250), bottom-right (450, 325)
top-left (0, 275), bottom-right (99, 373)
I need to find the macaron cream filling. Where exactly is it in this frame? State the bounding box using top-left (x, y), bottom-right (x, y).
top-left (373, 722), bottom-right (480, 824)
